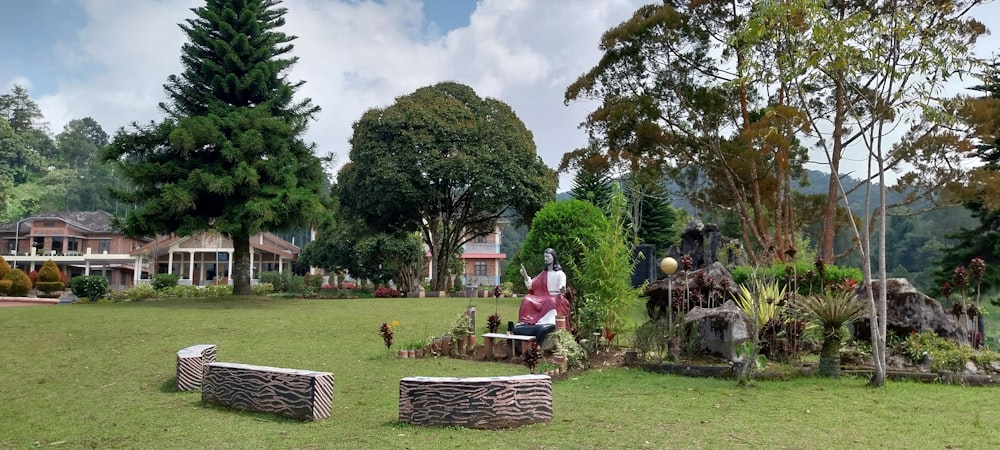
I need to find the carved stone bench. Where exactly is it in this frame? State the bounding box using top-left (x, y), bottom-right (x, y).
top-left (481, 333), bottom-right (535, 360)
top-left (176, 344), bottom-right (217, 391)
top-left (399, 374), bottom-right (552, 429)
top-left (202, 362), bottom-right (334, 421)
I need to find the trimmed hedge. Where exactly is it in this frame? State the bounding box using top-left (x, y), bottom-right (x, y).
top-left (5, 269), bottom-right (31, 297)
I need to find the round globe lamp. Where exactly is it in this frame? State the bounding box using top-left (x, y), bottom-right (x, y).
top-left (660, 257), bottom-right (678, 276)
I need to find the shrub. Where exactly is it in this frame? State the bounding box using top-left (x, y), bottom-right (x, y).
top-left (731, 262), bottom-right (863, 297)
top-left (549, 329), bottom-right (587, 369)
top-left (506, 199), bottom-right (607, 292)
top-left (374, 287), bottom-right (402, 298)
top-left (152, 273), bottom-right (180, 290)
top-left (0, 257), bottom-right (11, 295)
top-left (303, 273), bottom-right (323, 292)
top-left (27, 270), bottom-right (38, 288)
top-left (0, 255), bottom-right (10, 278)
top-left (161, 285), bottom-right (203, 298)
top-left (36, 259), bottom-right (65, 295)
top-left (5, 269), bottom-right (31, 297)
top-left (258, 271), bottom-right (305, 293)
top-left (70, 275), bottom-right (110, 301)
top-left (108, 283), bottom-right (158, 302)
top-left (203, 284), bottom-right (233, 297)
top-left (897, 331), bottom-right (974, 372)
top-left (252, 283), bottom-right (274, 296)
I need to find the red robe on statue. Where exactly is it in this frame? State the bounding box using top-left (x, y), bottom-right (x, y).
top-left (518, 271), bottom-right (571, 325)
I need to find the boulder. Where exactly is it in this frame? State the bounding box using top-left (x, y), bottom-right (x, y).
top-left (683, 299), bottom-right (752, 361)
top-left (853, 278), bottom-right (967, 345)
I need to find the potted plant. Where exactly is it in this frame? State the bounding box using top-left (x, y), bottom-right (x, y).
top-left (450, 312), bottom-right (473, 355)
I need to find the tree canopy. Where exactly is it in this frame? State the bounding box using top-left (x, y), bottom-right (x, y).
top-left (102, 0), bottom-right (327, 295)
top-left (338, 81), bottom-right (556, 291)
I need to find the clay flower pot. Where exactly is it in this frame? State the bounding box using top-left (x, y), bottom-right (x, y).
top-left (397, 349), bottom-right (407, 358)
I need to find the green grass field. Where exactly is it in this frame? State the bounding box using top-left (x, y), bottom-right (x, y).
top-left (2, 296), bottom-right (999, 449)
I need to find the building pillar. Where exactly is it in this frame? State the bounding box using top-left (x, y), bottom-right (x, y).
top-left (188, 251), bottom-right (196, 281)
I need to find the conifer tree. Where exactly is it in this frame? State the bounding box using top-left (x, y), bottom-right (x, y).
top-left (104, 0), bottom-right (326, 295)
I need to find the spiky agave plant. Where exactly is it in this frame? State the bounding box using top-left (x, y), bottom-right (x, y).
top-left (789, 290), bottom-right (867, 377)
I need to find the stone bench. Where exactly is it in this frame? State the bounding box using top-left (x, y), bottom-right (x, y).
top-left (176, 344), bottom-right (217, 391)
top-left (398, 374), bottom-right (552, 429)
top-left (481, 333), bottom-right (535, 360)
top-left (201, 362), bottom-right (334, 421)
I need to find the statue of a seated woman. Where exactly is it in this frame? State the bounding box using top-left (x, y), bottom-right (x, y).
top-left (514, 248), bottom-right (570, 353)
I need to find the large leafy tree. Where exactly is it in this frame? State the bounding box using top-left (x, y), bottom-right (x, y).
top-left (565, 2), bottom-right (812, 267)
top-left (103, 0), bottom-right (326, 295)
top-left (937, 59), bottom-right (1000, 293)
top-left (339, 82), bottom-right (556, 291)
top-left (299, 196), bottom-right (423, 291)
top-left (739, 0), bottom-right (986, 387)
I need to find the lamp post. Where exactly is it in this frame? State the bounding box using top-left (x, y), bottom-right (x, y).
top-left (660, 257), bottom-right (678, 330)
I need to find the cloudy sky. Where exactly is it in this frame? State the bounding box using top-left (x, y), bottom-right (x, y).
top-left (2, 0), bottom-right (999, 191)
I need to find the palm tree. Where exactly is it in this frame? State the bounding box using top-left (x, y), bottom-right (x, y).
top-left (789, 290), bottom-right (867, 377)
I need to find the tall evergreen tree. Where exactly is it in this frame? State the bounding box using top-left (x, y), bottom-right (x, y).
top-left (569, 165), bottom-right (613, 213)
top-left (103, 0), bottom-right (326, 295)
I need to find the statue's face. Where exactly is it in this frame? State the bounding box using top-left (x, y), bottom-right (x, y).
top-left (544, 252), bottom-right (554, 265)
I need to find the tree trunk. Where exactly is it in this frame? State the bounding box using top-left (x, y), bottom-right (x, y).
top-left (231, 231), bottom-right (251, 296)
top-left (818, 336), bottom-right (841, 378)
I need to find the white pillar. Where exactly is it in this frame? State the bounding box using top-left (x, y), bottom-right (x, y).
top-left (168, 252), bottom-right (174, 275)
top-left (227, 251), bottom-right (233, 278)
top-left (134, 256), bottom-right (141, 284)
top-left (250, 248), bottom-right (255, 278)
top-left (188, 251), bottom-right (195, 281)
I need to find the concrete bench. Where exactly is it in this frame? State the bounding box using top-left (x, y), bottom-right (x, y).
top-left (481, 333), bottom-right (535, 360)
top-left (399, 374), bottom-right (552, 429)
top-left (176, 344), bottom-right (217, 391)
top-left (201, 362), bottom-right (334, 421)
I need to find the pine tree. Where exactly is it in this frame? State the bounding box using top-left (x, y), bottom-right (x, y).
top-left (569, 166), bottom-right (613, 214)
top-left (103, 0), bottom-right (326, 295)
top-left (637, 191), bottom-right (681, 253)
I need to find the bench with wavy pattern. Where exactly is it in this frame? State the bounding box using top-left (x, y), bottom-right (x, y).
top-left (399, 374), bottom-right (552, 429)
top-left (176, 344), bottom-right (217, 391)
top-left (202, 362), bottom-right (334, 421)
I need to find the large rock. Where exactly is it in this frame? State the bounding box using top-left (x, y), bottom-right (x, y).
top-left (683, 299), bottom-right (752, 361)
top-left (645, 261), bottom-right (737, 321)
top-left (853, 278), bottom-right (967, 345)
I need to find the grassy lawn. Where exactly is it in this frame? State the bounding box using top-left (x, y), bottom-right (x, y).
top-left (2, 296), bottom-right (999, 449)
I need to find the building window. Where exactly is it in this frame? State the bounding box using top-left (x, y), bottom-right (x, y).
top-left (474, 261), bottom-right (487, 276)
top-left (6, 239), bottom-right (14, 253)
top-left (475, 235), bottom-right (488, 243)
top-left (67, 239), bottom-right (80, 252)
top-left (98, 239), bottom-right (111, 253)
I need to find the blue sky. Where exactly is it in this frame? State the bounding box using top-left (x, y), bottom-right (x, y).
top-left (2, 0), bottom-right (999, 191)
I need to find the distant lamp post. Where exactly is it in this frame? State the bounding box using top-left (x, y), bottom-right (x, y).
top-left (660, 257), bottom-right (678, 330)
